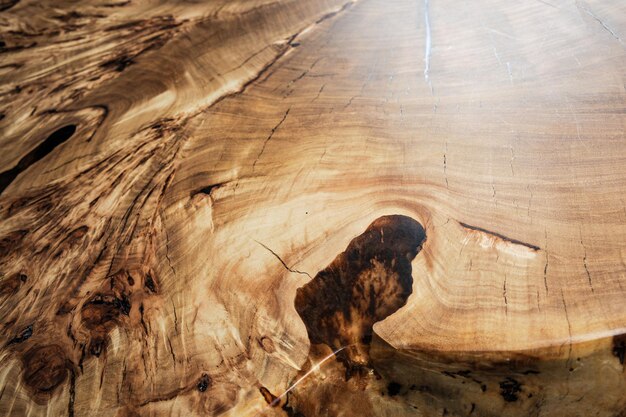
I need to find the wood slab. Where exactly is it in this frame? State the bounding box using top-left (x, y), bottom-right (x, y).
top-left (0, 0), bottom-right (625, 415)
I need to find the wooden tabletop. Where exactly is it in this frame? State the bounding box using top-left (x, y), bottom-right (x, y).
top-left (0, 0), bottom-right (625, 416)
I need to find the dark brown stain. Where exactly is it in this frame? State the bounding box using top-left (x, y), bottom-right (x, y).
top-left (440, 369), bottom-right (487, 392)
top-left (295, 214), bottom-right (426, 373)
top-left (99, 16), bottom-right (181, 73)
top-left (281, 392), bottom-right (306, 417)
top-left (521, 369), bottom-right (540, 375)
top-left (53, 226), bottom-right (90, 259)
top-left (499, 377), bottom-right (522, 402)
top-left (67, 225), bottom-right (88, 240)
top-left (193, 182), bottom-right (225, 198)
top-left (0, 41), bottom-right (37, 54)
top-left (68, 369), bottom-right (76, 417)
top-left (0, 0), bottom-right (19, 12)
top-left (0, 229), bottom-right (27, 257)
top-left (102, 1), bottom-right (131, 7)
top-left (81, 293), bottom-right (130, 357)
top-left (197, 373), bottom-right (211, 392)
top-left (387, 381), bottom-right (402, 396)
top-left (144, 272), bottom-right (157, 293)
top-left (7, 324), bottom-right (32, 346)
top-left (613, 334), bottom-right (626, 365)
top-left (105, 19), bottom-right (143, 31)
top-left (136, 372), bottom-right (213, 408)
top-left (259, 386), bottom-right (278, 406)
top-left (22, 345), bottom-right (71, 394)
top-left (0, 125), bottom-right (76, 196)
top-left (100, 55), bottom-right (134, 72)
top-left (5, 196), bottom-right (28, 216)
top-left (258, 336), bottom-right (276, 353)
top-left (0, 272), bottom-right (27, 296)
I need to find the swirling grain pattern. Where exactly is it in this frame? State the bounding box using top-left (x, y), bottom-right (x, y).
top-left (0, 0), bottom-right (625, 415)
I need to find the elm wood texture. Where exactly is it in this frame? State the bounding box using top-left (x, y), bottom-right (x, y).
top-left (0, 0), bottom-right (625, 415)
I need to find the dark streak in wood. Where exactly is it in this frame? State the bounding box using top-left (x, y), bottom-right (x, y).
top-left (6, 324), bottom-right (32, 346)
top-left (0, 125), bottom-right (76, 196)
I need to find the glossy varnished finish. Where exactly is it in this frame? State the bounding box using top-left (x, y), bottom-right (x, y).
top-left (0, 0), bottom-right (625, 416)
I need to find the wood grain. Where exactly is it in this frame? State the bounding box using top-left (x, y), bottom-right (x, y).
top-left (0, 0), bottom-right (625, 415)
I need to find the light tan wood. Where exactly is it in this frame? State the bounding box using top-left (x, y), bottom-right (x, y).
top-left (0, 0), bottom-right (625, 415)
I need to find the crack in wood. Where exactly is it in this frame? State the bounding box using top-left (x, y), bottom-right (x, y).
top-left (252, 108), bottom-right (291, 171)
top-left (255, 240), bottom-right (311, 278)
top-left (458, 221), bottom-right (541, 251)
top-left (577, 1), bottom-right (624, 45)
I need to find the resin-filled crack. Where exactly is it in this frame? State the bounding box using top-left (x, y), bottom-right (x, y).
top-left (295, 214), bottom-right (426, 375)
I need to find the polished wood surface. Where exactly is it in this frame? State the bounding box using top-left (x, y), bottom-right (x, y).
top-left (0, 0), bottom-right (625, 416)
